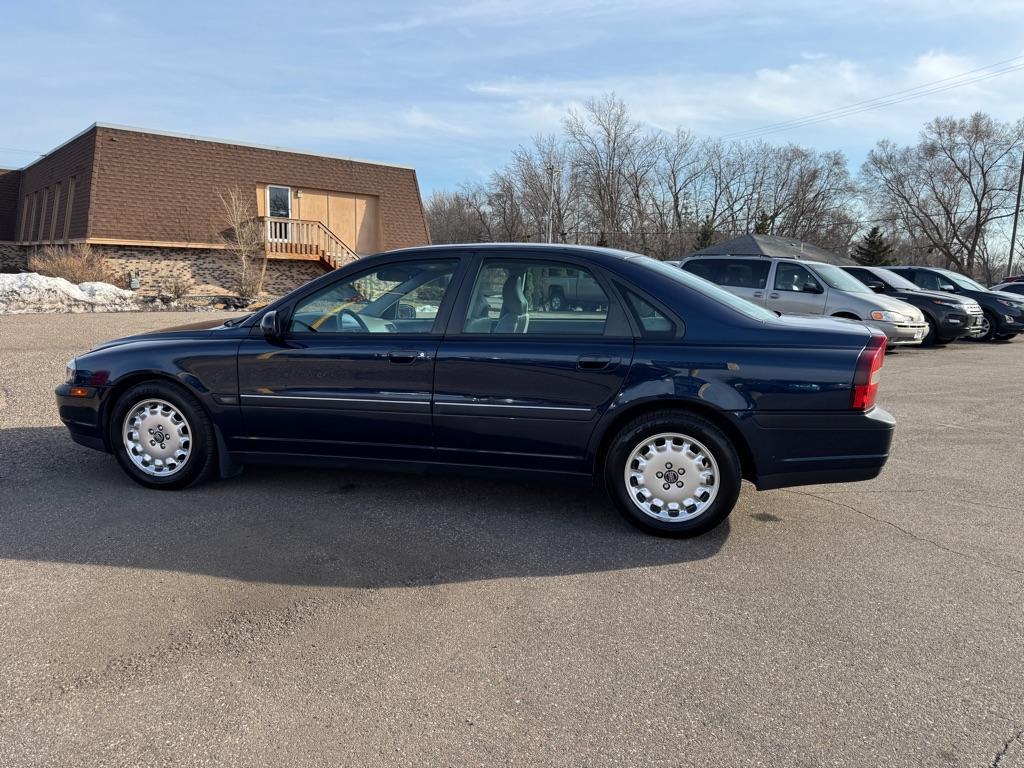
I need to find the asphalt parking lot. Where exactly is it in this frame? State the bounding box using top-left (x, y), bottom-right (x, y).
top-left (1, 312), bottom-right (1022, 768)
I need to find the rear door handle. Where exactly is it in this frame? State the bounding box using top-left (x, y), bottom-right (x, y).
top-left (577, 355), bottom-right (618, 370)
top-left (769, 292), bottom-right (780, 299)
top-left (753, 291), bottom-right (764, 298)
top-left (388, 350), bottom-right (427, 364)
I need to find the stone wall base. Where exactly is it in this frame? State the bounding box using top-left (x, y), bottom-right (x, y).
top-left (2, 243), bottom-right (327, 296)
top-left (0, 243), bottom-right (28, 271)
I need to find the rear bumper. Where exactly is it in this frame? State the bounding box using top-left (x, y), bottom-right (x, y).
top-left (736, 407), bottom-right (896, 491)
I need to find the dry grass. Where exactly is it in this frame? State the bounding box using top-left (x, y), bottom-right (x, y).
top-left (163, 275), bottom-right (194, 300)
top-left (28, 244), bottom-right (123, 287)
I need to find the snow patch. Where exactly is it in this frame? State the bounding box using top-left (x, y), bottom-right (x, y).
top-left (0, 273), bottom-right (138, 314)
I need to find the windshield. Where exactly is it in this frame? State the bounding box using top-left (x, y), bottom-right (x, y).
top-left (873, 268), bottom-right (919, 291)
top-left (639, 258), bottom-right (777, 321)
top-left (813, 264), bottom-right (872, 293)
top-left (938, 269), bottom-right (987, 291)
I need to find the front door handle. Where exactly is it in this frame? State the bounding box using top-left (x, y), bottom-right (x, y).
top-left (387, 350), bottom-right (427, 364)
top-left (753, 291), bottom-right (764, 298)
top-left (577, 355), bottom-right (618, 370)
top-left (769, 292), bottom-right (780, 299)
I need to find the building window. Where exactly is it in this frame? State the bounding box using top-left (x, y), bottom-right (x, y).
top-left (18, 195), bottom-right (29, 242)
top-left (28, 192), bottom-right (39, 243)
top-left (63, 176), bottom-right (76, 241)
top-left (37, 188), bottom-right (49, 242)
top-left (267, 185), bottom-right (292, 218)
top-left (49, 182), bottom-right (62, 242)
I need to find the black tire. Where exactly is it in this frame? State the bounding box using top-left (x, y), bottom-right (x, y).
top-left (548, 288), bottom-right (566, 312)
top-left (920, 316), bottom-right (940, 346)
top-left (604, 410), bottom-right (741, 537)
top-left (108, 380), bottom-right (218, 490)
top-left (970, 310), bottom-right (1000, 342)
top-left (995, 333), bottom-right (1018, 341)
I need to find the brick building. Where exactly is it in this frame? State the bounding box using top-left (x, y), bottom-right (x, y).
top-left (0, 124), bottom-right (431, 294)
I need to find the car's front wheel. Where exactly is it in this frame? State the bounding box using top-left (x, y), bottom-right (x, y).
top-left (109, 381), bottom-right (218, 490)
top-left (604, 410), bottom-right (741, 537)
top-left (969, 311), bottom-right (999, 342)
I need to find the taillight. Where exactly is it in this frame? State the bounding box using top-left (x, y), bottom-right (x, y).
top-left (851, 334), bottom-right (886, 410)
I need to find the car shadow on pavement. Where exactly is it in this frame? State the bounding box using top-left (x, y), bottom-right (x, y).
top-left (0, 427), bottom-right (729, 587)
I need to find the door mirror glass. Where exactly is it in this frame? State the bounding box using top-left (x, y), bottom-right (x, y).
top-left (260, 310), bottom-right (283, 340)
top-left (802, 280), bottom-right (824, 294)
top-left (397, 302), bottom-right (417, 319)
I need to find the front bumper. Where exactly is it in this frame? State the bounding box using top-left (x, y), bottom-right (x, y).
top-left (993, 312), bottom-right (1024, 335)
top-left (736, 407), bottom-right (896, 491)
top-left (935, 307), bottom-right (983, 339)
top-left (869, 319), bottom-right (928, 346)
top-left (55, 383), bottom-right (109, 452)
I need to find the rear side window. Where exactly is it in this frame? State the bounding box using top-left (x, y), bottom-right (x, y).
top-left (719, 258), bottom-right (770, 289)
top-left (622, 289), bottom-right (676, 337)
top-left (463, 260), bottom-right (609, 335)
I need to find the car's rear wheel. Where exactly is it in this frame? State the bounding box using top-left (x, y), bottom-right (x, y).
top-left (605, 411), bottom-right (741, 537)
top-left (109, 381), bottom-right (217, 490)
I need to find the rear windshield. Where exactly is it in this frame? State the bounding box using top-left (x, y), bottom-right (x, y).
top-left (640, 258), bottom-right (777, 321)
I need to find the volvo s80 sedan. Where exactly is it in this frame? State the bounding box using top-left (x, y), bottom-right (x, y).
top-left (56, 245), bottom-right (895, 537)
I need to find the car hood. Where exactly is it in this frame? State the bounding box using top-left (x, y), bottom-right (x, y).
top-left (897, 289), bottom-right (976, 305)
top-left (90, 316), bottom-right (242, 352)
top-left (989, 289), bottom-right (1024, 305)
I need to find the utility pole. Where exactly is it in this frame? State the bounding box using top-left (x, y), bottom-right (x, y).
top-left (1008, 151), bottom-right (1024, 279)
top-left (546, 163), bottom-right (556, 244)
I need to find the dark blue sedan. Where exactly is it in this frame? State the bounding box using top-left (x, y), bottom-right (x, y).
top-left (56, 244), bottom-right (894, 536)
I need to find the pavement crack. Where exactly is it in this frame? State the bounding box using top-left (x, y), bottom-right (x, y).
top-left (991, 727), bottom-right (1024, 767)
top-left (783, 489), bottom-right (1024, 579)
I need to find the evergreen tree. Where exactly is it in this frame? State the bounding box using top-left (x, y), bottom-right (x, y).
top-left (754, 211), bottom-right (772, 235)
top-left (851, 226), bottom-right (895, 266)
top-left (695, 216), bottom-right (716, 249)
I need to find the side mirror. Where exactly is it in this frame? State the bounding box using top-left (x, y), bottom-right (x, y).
top-left (940, 284), bottom-right (956, 292)
top-left (866, 281), bottom-right (886, 293)
top-left (260, 310), bottom-right (284, 340)
top-left (397, 302), bottom-right (416, 320)
top-left (802, 281), bottom-right (824, 294)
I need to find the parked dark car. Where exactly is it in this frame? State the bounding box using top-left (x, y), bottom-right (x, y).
top-left (888, 266), bottom-right (1024, 342)
top-left (990, 281), bottom-right (1024, 297)
top-left (841, 265), bottom-right (984, 345)
top-left (56, 244), bottom-right (895, 537)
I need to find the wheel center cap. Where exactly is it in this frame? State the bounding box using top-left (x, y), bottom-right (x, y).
top-left (663, 469), bottom-right (680, 484)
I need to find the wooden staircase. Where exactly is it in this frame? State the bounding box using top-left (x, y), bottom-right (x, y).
top-left (261, 217), bottom-right (359, 270)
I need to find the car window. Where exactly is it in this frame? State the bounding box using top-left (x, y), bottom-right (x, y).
top-left (912, 270), bottom-right (956, 292)
top-left (718, 258), bottom-right (770, 289)
top-left (843, 267), bottom-right (877, 285)
top-left (289, 259), bottom-right (457, 334)
top-left (622, 289), bottom-right (675, 336)
top-left (1001, 283), bottom-right (1024, 295)
top-left (813, 264), bottom-right (871, 293)
top-left (773, 262), bottom-right (821, 293)
top-left (873, 268), bottom-right (919, 291)
top-left (463, 260), bottom-right (609, 335)
top-left (938, 270), bottom-right (986, 291)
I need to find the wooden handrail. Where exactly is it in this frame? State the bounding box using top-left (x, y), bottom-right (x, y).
top-left (260, 217), bottom-right (359, 269)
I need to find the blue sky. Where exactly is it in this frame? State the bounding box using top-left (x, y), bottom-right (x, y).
top-left (2, 1), bottom-right (1023, 193)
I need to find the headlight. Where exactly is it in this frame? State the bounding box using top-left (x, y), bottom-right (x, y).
top-left (65, 357), bottom-right (76, 384)
top-left (870, 310), bottom-right (907, 322)
top-left (996, 299), bottom-right (1024, 310)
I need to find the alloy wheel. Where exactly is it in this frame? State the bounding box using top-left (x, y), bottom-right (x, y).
top-left (122, 398), bottom-right (192, 477)
top-left (623, 432), bottom-right (720, 522)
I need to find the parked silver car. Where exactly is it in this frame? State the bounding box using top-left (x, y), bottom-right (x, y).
top-left (679, 255), bottom-right (928, 345)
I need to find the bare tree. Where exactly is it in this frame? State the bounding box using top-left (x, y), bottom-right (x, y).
top-left (218, 186), bottom-right (267, 298)
top-left (862, 113), bottom-right (1024, 275)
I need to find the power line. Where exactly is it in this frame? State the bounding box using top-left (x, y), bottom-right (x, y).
top-left (721, 55), bottom-right (1024, 141)
top-left (0, 145), bottom-right (44, 155)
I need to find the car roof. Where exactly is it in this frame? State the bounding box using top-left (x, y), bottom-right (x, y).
top-left (380, 242), bottom-right (642, 267)
top-left (684, 254), bottom-right (837, 269)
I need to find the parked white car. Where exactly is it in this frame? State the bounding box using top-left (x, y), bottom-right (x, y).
top-left (679, 255), bottom-right (928, 346)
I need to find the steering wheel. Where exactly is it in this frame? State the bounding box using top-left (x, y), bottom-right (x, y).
top-left (338, 308), bottom-right (370, 332)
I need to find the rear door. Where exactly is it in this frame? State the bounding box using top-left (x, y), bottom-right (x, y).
top-left (766, 261), bottom-right (828, 315)
top-left (236, 255), bottom-right (466, 460)
top-left (433, 253), bottom-right (634, 474)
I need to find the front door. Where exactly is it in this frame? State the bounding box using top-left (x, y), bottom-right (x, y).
top-left (766, 261), bottom-right (828, 315)
top-left (266, 185), bottom-right (292, 242)
top-left (237, 257), bottom-right (463, 459)
top-left (433, 255), bottom-right (634, 473)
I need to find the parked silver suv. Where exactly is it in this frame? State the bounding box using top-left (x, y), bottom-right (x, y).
top-left (679, 255), bottom-right (928, 345)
